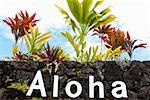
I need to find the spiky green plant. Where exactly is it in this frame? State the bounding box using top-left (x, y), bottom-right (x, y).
top-left (57, 0), bottom-right (116, 62)
top-left (8, 80), bottom-right (29, 93)
top-left (24, 23), bottom-right (51, 54)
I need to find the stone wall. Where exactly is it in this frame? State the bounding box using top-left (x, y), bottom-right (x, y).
top-left (0, 61), bottom-right (150, 100)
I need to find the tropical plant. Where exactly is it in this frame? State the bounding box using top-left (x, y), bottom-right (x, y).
top-left (125, 32), bottom-right (147, 60)
top-left (34, 43), bottom-right (65, 63)
top-left (82, 45), bottom-right (99, 62)
top-left (11, 51), bottom-right (28, 61)
top-left (33, 43), bottom-right (68, 74)
top-left (94, 25), bottom-right (147, 60)
top-left (96, 46), bottom-right (122, 61)
top-left (58, 47), bottom-right (70, 61)
top-left (57, 0), bottom-right (116, 62)
top-left (93, 25), bottom-right (128, 50)
top-left (24, 23), bottom-right (51, 54)
top-left (3, 11), bottom-right (39, 43)
top-left (8, 80), bottom-right (29, 93)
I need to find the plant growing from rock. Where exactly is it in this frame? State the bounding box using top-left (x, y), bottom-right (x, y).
top-left (57, 0), bottom-right (116, 62)
top-left (33, 43), bottom-right (68, 74)
top-left (8, 80), bottom-right (29, 93)
top-left (11, 51), bottom-right (28, 61)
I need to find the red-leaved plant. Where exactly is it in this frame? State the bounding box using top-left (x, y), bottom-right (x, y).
top-left (125, 32), bottom-right (147, 59)
top-left (33, 43), bottom-right (66, 74)
top-left (93, 25), bottom-right (128, 50)
top-left (94, 25), bottom-right (147, 60)
top-left (34, 43), bottom-right (65, 63)
top-left (11, 51), bottom-right (28, 61)
top-left (3, 11), bottom-right (39, 43)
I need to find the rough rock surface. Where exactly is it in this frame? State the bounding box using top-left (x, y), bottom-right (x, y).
top-left (0, 61), bottom-right (150, 100)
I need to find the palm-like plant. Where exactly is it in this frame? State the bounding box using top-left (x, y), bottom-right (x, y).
top-left (57, 0), bottom-right (116, 62)
top-left (24, 23), bottom-right (51, 53)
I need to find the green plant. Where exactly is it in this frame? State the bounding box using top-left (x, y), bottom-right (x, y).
top-left (8, 80), bottom-right (29, 93)
top-left (82, 45), bottom-right (99, 62)
top-left (57, 0), bottom-right (116, 62)
top-left (5, 76), bottom-right (13, 83)
top-left (24, 23), bottom-right (51, 54)
top-left (58, 47), bottom-right (70, 61)
top-left (96, 46), bottom-right (122, 61)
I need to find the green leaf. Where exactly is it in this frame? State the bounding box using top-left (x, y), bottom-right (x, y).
top-left (92, 0), bottom-right (105, 10)
top-left (55, 5), bottom-right (68, 16)
top-left (83, 0), bottom-right (93, 23)
top-left (24, 35), bottom-right (31, 52)
top-left (62, 32), bottom-right (80, 56)
top-left (82, 41), bottom-right (87, 50)
top-left (98, 14), bottom-right (116, 26)
top-left (24, 26), bottom-right (51, 53)
top-left (36, 32), bottom-right (51, 42)
top-left (67, 0), bottom-right (80, 22)
top-left (99, 7), bottom-right (111, 16)
top-left (91, 45), bottom-right (99, 62)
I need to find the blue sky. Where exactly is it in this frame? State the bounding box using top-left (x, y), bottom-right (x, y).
top-left (0, 0), bottom-right (150, 60)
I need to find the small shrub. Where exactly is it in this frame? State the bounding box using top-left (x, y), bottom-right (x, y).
top-left (33, 43), bottom-right (68, 74)
top-left (24, 23), bottom-right (51, 53)
top-left (8, 80), bottom-right (29, 93)
top-left (3, 11), bottom-right (39, 43)
top-left (94, 25), bottom-right (147, 60)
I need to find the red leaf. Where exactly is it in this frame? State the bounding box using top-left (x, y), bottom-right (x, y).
top-left (105, 44), bottom-right (111, 48)
top-left (3, 20), bottom-right (11, 26)
top-left (133, 43), bottom-right (147, 50)
top-left (30, 13), bottom-right (36, 20)
top-left (8, 17), bottom-right (15, 27)
top-left (126, 31), bottom-right (130, 41)
top-left (25, 10), bottom-right (29, 18)
top-left (19, 11), bottom-right (25, 18)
